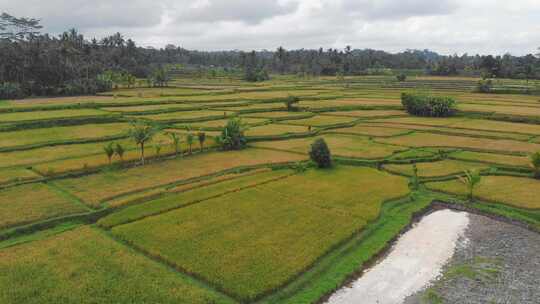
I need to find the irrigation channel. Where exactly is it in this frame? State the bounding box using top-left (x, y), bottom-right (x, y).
top-left (326, 209), bottom-right (540, 304)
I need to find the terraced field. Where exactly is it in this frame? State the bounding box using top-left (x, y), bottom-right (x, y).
top-left (1, 76), bottom-right (539, 304)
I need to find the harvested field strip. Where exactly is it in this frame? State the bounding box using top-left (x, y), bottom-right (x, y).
top-left (376, 132), bottom-right (540, 154)
top-left (446, 119), bottom-right (540, 136)
top-left (245, 124), bottom-right (311, 137)
top-left (242, 111), bottom-right (315, 120)
top-left (320, 110), bottom-right (406, 118)
top-left (0, 226), bottom-right (235, 304)
top-left (279, 116), bottom-right (358, 127)
top-left (101, 103), bottom-right (202, 113)
top-left (365, 122), bottom-right (533, 141)
top-left (55, 148), bottom-right (306, 207)
top-left (133, 110), bottom-right (234, 122)
top-left (369, 116), bottom-right (469, 127)
top-left (426, 176), bottom-right (540, 209)
top-left (0, 123), bottom-right (130, 151)
top-left (458, 103), bottom-right (540, 117)
top-left (324, 125), bottom-right (413, 137)
top-left (0, 109), bottom-right (114, 123)
top-left (449, 151), bottom-right (531, 167)
top-left (111, 166), bottom-right (409, 301)
top-left (299, 99), bottom-right (401, 110)
top-left (383, 160), bottom-right (490, 178)
top-left (252, 134), bottom-right (407, 159)
top-left (0, 167), bottom-right (41, 185)
top-left (0, 183), bottom-right (88, 230)
top-left (99, 169), bottom-right (293, 228)
top-left (176, 117), bottom-right (268, 130)
top-left (213, 103), bottom-right (285, 112)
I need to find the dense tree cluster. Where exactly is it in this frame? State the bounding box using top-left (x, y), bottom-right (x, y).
top-left (1, 12), bottom-right (540, 98)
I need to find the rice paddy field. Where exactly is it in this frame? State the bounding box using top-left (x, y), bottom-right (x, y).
top-left (1, 75), bottom-right (539, 304)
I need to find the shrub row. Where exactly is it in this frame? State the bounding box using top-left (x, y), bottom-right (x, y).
top-left (401, 93), bottom-right (456, 117)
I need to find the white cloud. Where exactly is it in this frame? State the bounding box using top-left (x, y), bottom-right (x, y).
top-left (1, 0), bottom-right (539, 55)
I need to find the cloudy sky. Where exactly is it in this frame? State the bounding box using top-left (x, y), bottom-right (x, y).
top-left (2, 0), bottom-right (540, 55)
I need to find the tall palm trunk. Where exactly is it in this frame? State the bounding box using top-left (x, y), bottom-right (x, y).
top-left (140, 142), bottom-right (145, 165)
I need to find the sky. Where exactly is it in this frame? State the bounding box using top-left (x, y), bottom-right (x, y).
top-left (2, 0), bottom-right (540, 55)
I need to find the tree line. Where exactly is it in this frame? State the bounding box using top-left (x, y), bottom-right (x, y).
top-left (1, 12), bottom-right (539, 98)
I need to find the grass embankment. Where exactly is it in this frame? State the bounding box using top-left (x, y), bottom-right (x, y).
top-left (111, 166), bottom-right (409, 302)
top-left (325, 124), bottom-right (412, 137)
top-left (426, 176), bottom-right (540, 209)
top-left (0, 183), bottom-right (88, 230)
top-left (0, 226), bottom-right (234, 304)
top-left (253, 134), bottom-right (406, 159)
top-left (0, 109), bottom-right (113, 123)
top-left (56, 148), bottom-right (306, 207)
top-left (98, 169), bottom-right (293, 228)
top-left (245, 124), bottom-right (311, 137)
top-left (383, 159), bottom-right (490, 178)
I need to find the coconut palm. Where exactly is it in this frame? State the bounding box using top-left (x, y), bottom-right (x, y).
top-left (128, 122), bottom-right (156, 165)
top-left (167, 132), bottom-right (182, 157)
top-left (529, 151), bottom-right (540, 179)
top-left (115, 143), bottom-right (125, 162)
top-left (198, 131), bottom-right (206, 152)
top-left (103, 142), bottom-right (114, 165)
top-left (186, 133), bottom-right (194, 154)
top-left (458, 169), bottom-right (482, 202)
top-left (154, 143), bottom-right (162, 158)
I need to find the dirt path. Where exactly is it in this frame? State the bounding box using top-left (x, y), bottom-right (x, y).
top-left (404, 213), bottom-right (540, 304)
top-left (326, 209), bottom-right (469, 304)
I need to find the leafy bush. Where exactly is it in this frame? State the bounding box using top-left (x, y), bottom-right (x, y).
top-left (0, 82), bottom-right (25, 99)
top-left (401, 93), bottom-right (456, 117)
top-left (285, 95), bottom-right (300, 111)
top-left (396, 73), bottom-right (407, 82)
top-left (530, 152), bottom-right (540, 179)
top-left (216, 118), bottom-right (247, 150)
top-left (309, 138), bottom-right (332, 168)
top-left (476, 79), bottom-right (493, 93)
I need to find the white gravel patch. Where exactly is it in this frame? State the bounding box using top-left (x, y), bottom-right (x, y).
top-left (326, 209), bottom-right (470, 304)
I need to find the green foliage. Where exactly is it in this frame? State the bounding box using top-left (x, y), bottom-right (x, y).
top-left (167, 132), bottom-right (182, 156)
top-left (285, 95), bottom-right (300, 111)
top-left (216, 118), bottom-right (248, 151)
top-left (401, 92), bottom-right (456, 117)
top-left (530, 151), bottom-right (540, 179)
top-left (476, 79), bottom-right (493, 93)
top-left (292, 161), bottom-right (308, 173)
top-left (309, 138), bottom-right (332, 168)
top-left (186, 133), bottom-right (194, 154)
top-left (103, 142), bottom-right (115, 165)
top-left (197, 132), bottom-right (206, 152)
top-left (149, 66), bottom-right (171, 87)
top-left (411, 163), bottom-right (419, 189)
top-left (154, 143), bottom-right (162, 158)
top-left (458, 169), bottom-right (482, 202)
top-left (128, 122), bottom-right (157, 165)
top-left (396, 73), bottom-right (407, 82)
top-left (0, 82), bottom-right (24, 99)
top-left (115, 143), bottom-right (125, 161)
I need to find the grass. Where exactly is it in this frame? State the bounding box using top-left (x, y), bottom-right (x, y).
top-left (383, 159), bottom-right (490, 178)
top-left (98, 169), bottom-right (293, 228)
top-left (0, 109), bottom-right (113, 123)
top-left (377, 132), bottom-right (540, 153)
top-left (280, 115), bottom-right (357, 127)
top-left (56, 148), bottom-right (306, 207)
top-left (0, 226), bottom-right (234, 304)
top-left (245, 124), bottom-right (310, 137)
top-left (299, 98), bottom-right (400, 109)
top-left (135, 110), bottom-right (234, 122)
top-left (0, 123), bottom-right (130, 150)
top-left (321, 110), bottom-right (406, 118)
top-left (447, 118), bottom-right (540, 135)
top-left (102, 103), bottom-right (200, 113)
top-left (325, 124), bottom-right (412, 137)
top-left (0, 183), bottom-right (88, 230)
top-left (449, 151), bottom-right (530, 167)
top-left (253, 134), bottom-right (406, 159)
top-left (458, 103), bottom-right (540, 117)
top-left (426, 176), bottom-right (540, 209)
top-left (177, 117), bottom-right (268, 130)
top-left (111, 166), bottom-right (409, 301)
top-left (0, 167), bottom-right (40, 184)
top-left (242, 111), bottom-right (314, 120)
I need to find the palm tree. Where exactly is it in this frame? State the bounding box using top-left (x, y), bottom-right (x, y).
top-left (530, 151), bottom-right (540, 179)
top-left (458, 169), bottom-right (482, 202)
top-left (154, 143), bottom-right (162, 158)
top-left (104, 142), bottom-right (114, 165)
top-left (167, 132), bottom-right (182, 157)
top-left (128, 122), bottom-right (156, 165)
top-left (115, 143), bottom-right (125, 162)
top-left (186, 133), bottom-right (194, 154)
top-left (198, 131), bottom-right (206, 152)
